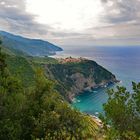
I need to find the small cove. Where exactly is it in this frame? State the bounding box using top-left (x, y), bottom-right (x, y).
top-left (54, 46), bottom-right (140, 115)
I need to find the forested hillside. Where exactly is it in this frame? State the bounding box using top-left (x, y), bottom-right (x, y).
top-left (1, 34), bottom-right (140, 140)
top-left (0, 40), bottom-right (102, 139)
top-left (0, 30), bottom-right (62, 56)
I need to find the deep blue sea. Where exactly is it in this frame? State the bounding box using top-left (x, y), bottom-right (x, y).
top-left (54, 46), bottom-right (140, 116)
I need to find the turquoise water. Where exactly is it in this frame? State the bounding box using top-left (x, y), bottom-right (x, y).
top-left (55, 46), bottom-right (140, 115)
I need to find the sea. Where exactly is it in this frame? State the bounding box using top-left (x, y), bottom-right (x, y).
top-left (53, 46), bottom-right (140, 116)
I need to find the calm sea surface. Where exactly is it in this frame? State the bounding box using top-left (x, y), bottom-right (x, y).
top-left (54, 46), bottom-right (140, 116)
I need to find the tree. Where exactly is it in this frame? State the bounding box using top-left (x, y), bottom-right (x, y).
top-left (0, 40), bottom-right (98, 139)
top-left (21, 69), bottom-right (98, 140)
top-left (0, 42), bottom-right (6, 74)
top-left (101, 83), bottom-right (140, 140)
top-left (0, 42), bottom-right (25, 140)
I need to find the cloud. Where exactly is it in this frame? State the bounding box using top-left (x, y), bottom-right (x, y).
top-left (70, 0), bottom-right (140, 46)
top-left (26, 0), bottom-right (104, 31)
top-left (101, 0), bottom-right (140, 24)
top-left (0, 0), bottom-right (140, 46)
top-left (0, 0), bottom-right (51, 38)
top-left (0, 0), bottom-right (89, 43)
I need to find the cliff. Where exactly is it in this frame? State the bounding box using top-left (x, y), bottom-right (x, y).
top-left (43, 57), bottom-right (117, 102)
top-left (5, 51), bottom-right (117, 102)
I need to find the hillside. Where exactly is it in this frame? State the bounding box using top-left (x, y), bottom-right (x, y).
top-left (0, 46), bottom-right (101, 140)
top-left (42, 57), bottom-right (117, 101)
top-left (3, 48), bottom-right (117, 102)
top-left (0, 39), bottom-right (118, 139)
top-left (6, 55), bottom-right (35, 87)
top-left (0, 30), bottom-right (62, 56)
top-left (1, 35), bottom-right (117, 100)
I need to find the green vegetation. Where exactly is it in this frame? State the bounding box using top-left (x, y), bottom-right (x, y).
top-left (30, 56), bottom-right (58, 64)
top-left (2, 35), bottom-right (140, 139)
top-left (44, 60), bottom-right (116, 100)
top-left (101, 83), bottom-right (140, 140)
top-left (46, 60), bottom-right (115, 81)
top-left (6, 55), bottom-right (35, 87)
top-left (2, 45), bottom-right (116, 101)
top-left (0, 41), bottom-right (100, 139)
top-left (1, 39), bottom-right (116, 101)
top-left (0, 30), bottom-right (62, 56)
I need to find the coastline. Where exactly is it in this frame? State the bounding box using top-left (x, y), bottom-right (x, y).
top-left (51, 54), bottom-right (120, 103)
top-left (69, 79), bottom-right (119, 103)
top-left (50, 51), bottom-right (120, 116)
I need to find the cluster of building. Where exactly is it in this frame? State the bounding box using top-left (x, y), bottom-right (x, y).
top-left (58, 57), bottom-right (86, 63)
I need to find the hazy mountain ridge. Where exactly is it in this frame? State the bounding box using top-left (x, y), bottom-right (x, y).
top-left (0, 30), bottom-right (63, 56)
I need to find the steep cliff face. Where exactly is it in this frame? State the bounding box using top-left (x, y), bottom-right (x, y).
top-left (44, 59), bottom-right (117, 101)
top-left (5, 52), bottom-right (117, 102)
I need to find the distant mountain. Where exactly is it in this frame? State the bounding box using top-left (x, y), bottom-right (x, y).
top-left (0, 30), bottom-right (63, 56)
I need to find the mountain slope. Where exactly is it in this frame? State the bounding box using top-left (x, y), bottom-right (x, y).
top-left (0, 33), bottom-right (117, 102)
top-left (6, 55), bottom-right (35, 87)
top-left (43, 58), bottom-right (117, 101)
top-left (0, 30), bottom-right (62, 56)
top-left (4, 50), bottom-right (117, 102)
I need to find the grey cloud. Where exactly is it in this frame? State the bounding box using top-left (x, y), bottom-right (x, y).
top-left (101, 0), bottom-right (108, 3)
top-left (51, 0), bottom-right (140, 46)
top-left (0, 0), bottom-right (139, 46)
top-left (0, 0), bottom-right (25, 9)
top-left (0, 0), bottom-right (51, 38)
top-left (70, 21), bottom-right (140, 47)
top-left (0, 0), bottom-right (82, 42)
top-left (87, 22), bottom-right (140, 39)
top-left (101, 0), bottom-right (140, 24)
top-left (50, 31), bottom-right (88, 38)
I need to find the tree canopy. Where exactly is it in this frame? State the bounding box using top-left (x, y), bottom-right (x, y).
top-left (101, 83), bottom-right (140, 140)
top-left (0, 41), bottom-right (98, 140)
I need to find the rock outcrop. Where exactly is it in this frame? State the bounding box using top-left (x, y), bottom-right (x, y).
top-left (44, 58), bottom-right (117, 102)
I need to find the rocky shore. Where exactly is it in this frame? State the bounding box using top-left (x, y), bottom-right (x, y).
top-left (44, 57), bottom-right (118, 102)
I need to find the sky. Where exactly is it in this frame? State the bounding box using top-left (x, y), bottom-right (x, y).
top-left (0, 0), bottom-right (140, 47)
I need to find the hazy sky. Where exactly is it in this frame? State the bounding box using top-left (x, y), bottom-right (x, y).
top-left (0, 0), bottom-right (140, 46)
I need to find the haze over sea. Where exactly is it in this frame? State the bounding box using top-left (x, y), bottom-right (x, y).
top-left (54, 46), bottom-right (140, 116)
